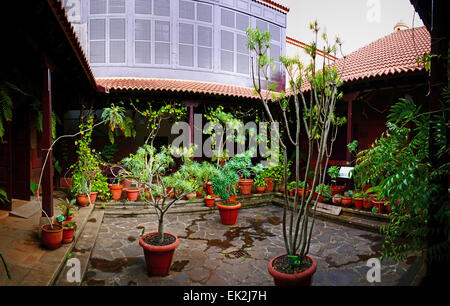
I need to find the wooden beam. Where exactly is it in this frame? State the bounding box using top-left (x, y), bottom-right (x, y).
top-left (343, 92), bottom-right (360, 163)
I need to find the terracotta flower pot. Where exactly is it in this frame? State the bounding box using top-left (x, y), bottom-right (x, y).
top-left (353, 198), bottom-right (363, 210)
top-left (139, 232), bottom-right (179, 276)
top-left (288, 190), bottom-right (294, 197)
top-left (372, 200), bottom-right (385, 214)
top-left (332, 196), bottom-right (342, 205)
top-left (204, 196), bottom-right (215, 207)
top-left (166, 187), bottom-right (175, 198)
top-left (216, 202), bottom-right (242, 225)
top-left (109, 184), bottom-right (124, 200)
top-left (77, 192), bottom-right (97, 207)
top-left (238, 179), bottom-right (253, 195)
top-left (268, 254), bottom-right (317, 286)
top-left (264, 178), bottom-right (274, 192)
top-left (41, 224), bottom-right (63, 250)
top-left (185, 192), bottom-right (197, 200)
top-left (280, 186), bottom-right (286, 194)
top-left (341, 197), bottom-right (352, 208)
top-left (256, 186), bottom-right (266, 194)
top-left (62, 222), bottom-right (75, 244)
top-left (126, 188), bottom-right (140, 202)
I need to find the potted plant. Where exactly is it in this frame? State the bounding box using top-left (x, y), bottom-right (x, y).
top-left (76, 175), bottom-right (97, 207)
top-left (125, 187), bottom-right (140, 202)
top-left (315, 184), bottom-right (332, 203)
top-left (56, 198), bottom-right (77, 222)
top-left (287, 181), bottom-right (297, 197)
top-left (254, 175), bottom-right (267, 194)
top-left (341, 191), bottom-right (353, 208)
top-left (332, 194), bottom-right (342, 205)
top-left (248, 22), bottom-right (345, 286)
top-left (61, 221), bottom-right (77, 244)
top-left (119, 145), bottom-right (200, 276)
top-left (204, 195), bottom-right (215, 207)
top-left (41, 223), bottom-right (63, 250)
top-left (212, 163), bottom-right (241, 225)
top-left (328, 166), bottom-right (345, 195)
top-left (352, 192), bottom-right (364, 210)
top-left (109, 180), bottom-right (124, 200)
top-left (226, 151), bottom-right (258, 195)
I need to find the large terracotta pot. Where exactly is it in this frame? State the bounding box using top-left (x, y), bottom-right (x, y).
top-left (109, 184), bottom-right (124, 200)
top-left (264, 178), bottom-right (274, 192)
top-left (139, 232), bottom-right (179, 276)
top-left (256, 186), bottom-right (266, 194)
top-left (341, 197), bottom-right (352, 208)
top-left (268, 255), bottom-right (317, 286)
top-left (185, 192), bottom-right (197, 200)
top-left (332, 196), bottom-right (342, 205)
top-left (41, 224), bottom-right (63, 250)
top-left (372, 199), bottom-right (385, 214)
top-left (216, 202), bottom-right (242, 225)
top-left (363, 198), bottom-right (373, 210)
top-left (62, 221), bottom-right (75, 244)
top-left (126, 188), bottom-right (140, 202)
top-left (77, 192), bottom-right (98, 207)
top-left (353, 198), bottom-right (363, 210)
top-left (238, 179), bottom-right (253, 195)
top-left (204, 196), bottom-right (215, 207)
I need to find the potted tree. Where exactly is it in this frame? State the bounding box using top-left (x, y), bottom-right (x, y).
top-left (248, 22), bottom-right (346, 286)
top-left (212, 163), bottom-right (241, 225)
top-left (119, 145), bottom-right (201, 276)
top-left (254, 174), bottom-right (267, 194)
top-left (226, 151), bottom-right (258, 195)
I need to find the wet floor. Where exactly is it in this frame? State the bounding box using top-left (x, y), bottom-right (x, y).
top-left (82, 205), bottom-right (418, 286)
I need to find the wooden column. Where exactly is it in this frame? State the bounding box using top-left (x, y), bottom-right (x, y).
top-left (41, 62), bottom-right (54, 217)
top-left (184, 102), bottom-right (199, 144)
top-left (343, 92), bottom-right (359, 164)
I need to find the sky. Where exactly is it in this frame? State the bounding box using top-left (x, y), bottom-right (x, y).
top-left (280, 0), bottom-right (424, 58)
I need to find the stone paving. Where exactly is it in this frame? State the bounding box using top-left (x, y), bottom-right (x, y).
top-left (82, 205), bottom-right (420, 286)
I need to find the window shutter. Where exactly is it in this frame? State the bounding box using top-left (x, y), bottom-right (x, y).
top-left (155, 21), bottom-right (170, 42)
top-left (269, 24), bottom-right (280, 42)
top-left (108, 0), bottom-right (125, 13)
top-left (198, 26), bottom-right (212, 47)
top-left (90, 0), bottom-right (106, 14)
top-left (197, 3), bottom-right (212, 23)
top-left (179, 23), bottom-right (194, 44)
top-left (237, 54), bottom-right (249, 74)
top-left (179, 0), bottom-right (195, 20)
top-left (256, 19), bottom-right (268, 31)
top-left (155, 42), bottom-right (171, 64)
top-left (90, 41), bottom-right (106, 63)
top-left (135, 19), bottom-right (151, 41)
top-left (110, 18), bottom-right (125, 39)
top-left (110, 41), bottom-right (125, 63)
top-left (135, 0), bottom-right (152, 14)
top-left (270, 44), bottom-right (280, 60)
top-left (198, 47), bottom-right (212, 69)
top-left (236, 34), bottom-right (248, 54)
top-left (179, 45), bottom-right (194, 67)
top-left (221, 30), bottom-right (234, 52)
top-left (221, 9), bottom-right (234, 28)
top-left (135, 41), bottom-right (151, 63)
top-left (154, 0), bottom-right (170, 16)
top-left (221, 50), bottom-right (234, 72)
top-left (236, 13), bottom-right (249, 32)
top-left (90, 19), bottom-right (106, 39)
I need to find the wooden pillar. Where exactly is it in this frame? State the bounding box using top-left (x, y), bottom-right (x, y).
top-left (184, 102), bottom-right (199, 144)
top-left (343, 92), bottom-right (359, 164)
top-left (41, 61), bottom-right (54, 217)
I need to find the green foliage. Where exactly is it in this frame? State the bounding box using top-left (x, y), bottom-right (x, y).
top-left (254, 174), bottom-right (267, 187)
top-left (211, 166), bottom-right (239, 204)
top-left (0, 252), bottom-right (11, 280)
top-left (328, 166), bottom-right (340, 185)
top-left (100, 144), bottom-right (119, 163)
top-left (225, 151), bottom-right (260, 179)
top-left (316, 184), bottom-right (332, 201)
top-left (57, 198), bottom-right (77, 218)
top-left (347, 140), bottom-right (358, 154)
top-left (0, 188), bottom-right (9, 204)
top-left (0, 82), bottom-right (30, 140)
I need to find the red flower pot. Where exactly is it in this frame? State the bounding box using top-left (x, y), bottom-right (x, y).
top-left (62, 222), bottom-right (75, 244)
top-left (185, 192), bottom-right (197, 200)
top-left (341, 197), bottom-right (352, 208)
top-left (386, 201), bottom-right (392, 213)
top-left (256, 186), bottom-right (266, 194)
top-left (204, 197), bottom-right (215, 207)
top-left (312, 193), bottom-right (323, 202)
top-left (126, 188), bottom-right (140, 202)
top-left (297, 188), bottom-right (304, 198)
top-left (363, 198), bottom-right (373, 210)
top-left (288, 190), bottom-right (294, 197)
top-left (109, 184), bottom-right (124, 200)
top-left (139, 232), bottom-right (179, 276)
top-left (77, 192), bottom-right (97, 207)
top-left (332, 196), bottom-right (342, 205)
top-left (330, 185), bottom-right (345, 196)
top-left (264, 178), bottom-right (274, 192)
top-left (353, 198), bottom-right (363, 210)
top-left (280, 186), bottom-right (286, 194)
top-left (41, 224), bottom-right (63, 250)
top-left (216, 202), bottom-right (242, 225)
top-left (372, 200), bottom-right (385, 214)
top-left (268, 255), bottom-right (317, 286)
top-left (239, 179), bottom-right (253, 195)
top-left (205, 182), bottom-right (214, 196)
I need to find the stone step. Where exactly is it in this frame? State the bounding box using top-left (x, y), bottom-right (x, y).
top-left (53, 210), bottom-right (104, 286)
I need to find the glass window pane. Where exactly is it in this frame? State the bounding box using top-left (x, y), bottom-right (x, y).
top-left (90, 0), bottom-right (106, 14)
top-left (270, 44), bottom-right (280, 60)
top-left (221, 8), bottom-right (234, 28)
top-left (237, 54), bottom-right (249, 74)
top-left (110, 41), bottom-right (125, 63)
top-left (179, 44), bottom-right (194, 67)
top-left (221, 30), bottom-right (234, 51)
top-left (155, 42), bottom-right (171, 64)
top-left (135, 0), bottom-right (152, 14)
top-left (90, 41), bottom-right (105, 63)
top-left (108, 0), bottom-right (125, 13)
top-left (236, 13), bottom-right (249, 31)
top-left (155, 21), bottom-right (170, 42)
top-left (135, 19), bottom-right (151, 41)
top-left (179, 23), bottom-right (194, 44)
top-left (198, 47), bottom-right (212, 69)
top-left (90, 19), bottom-right (106, 40)
top-left (135, 41), bottom-right (151, 63)
top-left (179, 0), bottom-right (195, 20)
top-left (110, 18), bottom-right (125, 39)
top-left (197, 3), bottom-right (212, 23)
top-left (256, 19), bottom-right (268, 31)
top-left (198, 26), bottom-right (212, 47)
top-left (221, 50), bottom-right (234, 72)
top-left (154, 0), bottom-right (170, 16)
